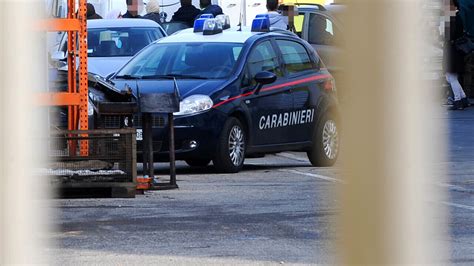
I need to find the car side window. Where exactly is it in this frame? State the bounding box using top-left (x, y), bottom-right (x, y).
top-left (276, 40), bottom-right (314, 74)
top-left (308, 13), bottom-right (336, 45)
top-left (247, 41), bottom-right (282, 79)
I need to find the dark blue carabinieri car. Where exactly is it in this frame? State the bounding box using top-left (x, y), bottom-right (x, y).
top-left (98, 16), bottom-right (340, 173)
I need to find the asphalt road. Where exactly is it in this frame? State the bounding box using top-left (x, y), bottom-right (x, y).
top-left (50, 154), bottom-right (339, 265)
top-left (446, 108), bottom-right (474, 265)
top-left (48, 108), bottom-right (474, 265)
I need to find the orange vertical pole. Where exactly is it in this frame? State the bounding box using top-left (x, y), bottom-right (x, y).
top-left (67, 0), bottom-right (78, 155)
top-left (67, 0), bottom-right (76, 131)
top-left (78, 0), bottom-right (89, 155)
top-left (36, 1), bottom-right (90, 156)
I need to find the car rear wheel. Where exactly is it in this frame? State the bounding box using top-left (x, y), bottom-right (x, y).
top-left (185, 159), bottom-right (211, 167)
top-left (213, 117), bottom-right (246, 173)
top-left (307, 113), bottom-right (339, 167)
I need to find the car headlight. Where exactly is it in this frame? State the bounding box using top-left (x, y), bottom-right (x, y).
top-left (88, 100), bottom-right (94, 116)
top-left (174, 95), bottom-right (213, 116)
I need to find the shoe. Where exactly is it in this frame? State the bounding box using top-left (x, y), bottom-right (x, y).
top-left (461, 98), bottom-right (471, 108)
top-left (446, 96), bottom-right (454, 105)
top-left (449, 100), bottom-right (465, 110)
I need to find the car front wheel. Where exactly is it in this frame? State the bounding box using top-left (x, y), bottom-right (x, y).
top-left (307, 113), bottom-right (339, 167)
top-left (213, 117), bottom-right (246, 173)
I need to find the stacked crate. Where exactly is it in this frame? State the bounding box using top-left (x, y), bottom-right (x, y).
top-left (46, 129), bottom-right (137, 198)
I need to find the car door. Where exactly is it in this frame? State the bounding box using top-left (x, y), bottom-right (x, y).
top-left (274, 39), bottom-right (322, 143)
top-left (304, 12), bottom-right (343, 74)
top-left (242, 40), bottom-right (293, 146)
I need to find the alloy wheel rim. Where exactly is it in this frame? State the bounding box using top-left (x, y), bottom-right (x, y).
top-left (228, 125), bottom-right (245, 166)
top-left (322, 120), bottom-right (339, 160)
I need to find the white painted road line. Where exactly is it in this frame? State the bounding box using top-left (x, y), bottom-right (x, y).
top-left (282, 170), bottom-right (472, 211)
top-left (436, 183), bottom-right (473, 194)
top-left (437, 183), bottom-right (466, 190)
top-left (283, 171), bottom-right (474, 211)
top-left (277, 152), bottom-right (310, 162)
top-left (442, 202), bottom-right (474, 211)
top-left (282, 169), bottom-right (344, 184)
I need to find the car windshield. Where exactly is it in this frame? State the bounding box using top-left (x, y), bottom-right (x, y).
top-left (116, 42), bottom-right (244, 79)
top-left (87, 27), bottom-right (164, 57)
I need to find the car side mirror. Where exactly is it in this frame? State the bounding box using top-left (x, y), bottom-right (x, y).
top-left (51, 51), bottom-right (66, 61)
top-left (254, 71), bottom-right (277, 95)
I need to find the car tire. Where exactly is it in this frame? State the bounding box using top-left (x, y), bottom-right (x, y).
top-left (185, 159), bottom-right (211, 167)
top-left (213, 117), bottom-right (246, 173)
top-left (307, 112), bottom-right (339, 167)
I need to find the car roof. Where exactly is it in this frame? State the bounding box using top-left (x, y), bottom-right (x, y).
top-left (87, 18), bottom-right (161, 29)
top-left (159, 30), bottom-right (258, 44)
top-left (297, 4), bottom-right (345, 14)
top-left (297, 4), bottom-right (345, 24)
top-left (159, 26), bottom-right (300, 44)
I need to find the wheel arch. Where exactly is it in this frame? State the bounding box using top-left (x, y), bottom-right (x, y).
top-left (307, 95), bottom-right (340, 167)
top-left (229, 109), bottom-right (251, 143)
top-left (315, 95), bottom-right (340, 126)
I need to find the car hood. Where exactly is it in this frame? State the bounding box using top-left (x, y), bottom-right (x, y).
top-left (110, 79), bottom-right (228, 99)
top-left (88, 57), bottom-right (131, 77)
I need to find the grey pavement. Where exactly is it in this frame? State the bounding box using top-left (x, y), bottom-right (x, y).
top-left (48, 108), bottom-right (474, 265)
top-left (50, 155), bottom-right (339, 265)
top-left (446, 107), bottom-right (474, 265)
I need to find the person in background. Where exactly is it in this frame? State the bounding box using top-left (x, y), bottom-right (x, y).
top-left (444, 0), bottom-right (470, 110)
top-left (86, 3), bottom-right (103, 19)
top-left (105, 9), bottom-right (122, 19)
top-left (123, 0), bottom-right (142, 18)
top-left (266, 0), bottom-right (287, 30)
top-left (198, 0), bottom-right (223, 18)
top-left (172, 0), bottom-right (201, 27)
top-left (143, 0), bottom-right (161, 24)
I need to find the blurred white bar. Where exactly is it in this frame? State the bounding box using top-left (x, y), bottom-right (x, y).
top-left (338, 0), bottom-right (448, 264)
top-left (0, 0), bottom-right (49, 264)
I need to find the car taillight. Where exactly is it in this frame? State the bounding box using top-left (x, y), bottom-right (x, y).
top-left (323, 79), bottom-right (336, 92)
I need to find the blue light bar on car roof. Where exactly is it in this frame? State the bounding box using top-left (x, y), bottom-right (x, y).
top-left (215, 14), bottom-right (231, 30)
top-left (203, 18), bottom-right (223, 35)
top-left (199, 14), bottom-right (214, 19)
top-left (255, 14), bottom-right (269, 19)
top-left (193, 18), bottom-right (207, 32)
top-left (251, 14), bottom-right (270, 32)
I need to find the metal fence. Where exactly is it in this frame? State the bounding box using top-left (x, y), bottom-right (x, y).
top-left (42, 129), bottom-right (136, 184)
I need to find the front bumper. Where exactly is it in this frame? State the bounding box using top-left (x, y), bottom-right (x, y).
top-left (136, 109), bottom-right (227, 162)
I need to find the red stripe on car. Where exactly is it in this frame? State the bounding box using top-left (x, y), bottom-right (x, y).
top-left (213, 74), bottom-right (332, 108)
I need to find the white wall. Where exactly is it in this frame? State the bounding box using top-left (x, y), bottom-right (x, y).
top-left (47, 0), bottom-right (273, 26)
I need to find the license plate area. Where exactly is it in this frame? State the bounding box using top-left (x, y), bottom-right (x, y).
top-left (136, 129), bottom-right (143, 141)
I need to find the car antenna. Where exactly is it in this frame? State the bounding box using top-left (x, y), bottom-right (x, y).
top-left (238, 0), bottom-right (243, 31)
